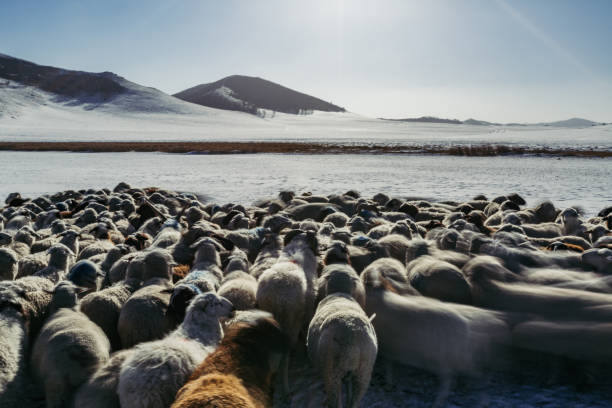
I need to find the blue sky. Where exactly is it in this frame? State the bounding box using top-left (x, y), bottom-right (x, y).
top-left (1, 0), bottom-right (611, 122)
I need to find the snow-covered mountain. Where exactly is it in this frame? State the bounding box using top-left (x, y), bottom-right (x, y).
top-left (0, 53), bottom-right (236, 116)
top-left (174, 75), bottom-right (345, 115)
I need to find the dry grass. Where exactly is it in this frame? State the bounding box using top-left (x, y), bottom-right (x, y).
top-left (0, 141), bottom-right (610, 157)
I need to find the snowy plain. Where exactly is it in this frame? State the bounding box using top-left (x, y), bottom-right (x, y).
top-left (0, 151), bottom-right (610, 217)
top-left (1, 80), bottom-right (611, 151)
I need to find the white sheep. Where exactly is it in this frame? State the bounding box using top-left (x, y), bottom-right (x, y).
top-left (218, 271), bottom-right (258, 310)
top-left (33, 243), bottom-right (75, 283)
top-left (256, 229), bottom-right (318, 394)
top-left (362, 275), bottom-right (510, 407)
top-left (117, 292), bottom-right (234, 408)
top-left (406, 255), bottom-right (473, 304)
top-left (464, 256), bottom-right (612, 321)
top-left (30, 281), bottom-right (110, 408)
top-left (0, 286), bottom-right (32, 406)
top-left (186, 237), bottom-right (225, 290)
top-left (250, 232), bottom-right (283, 279)
top-left (317, 262), bottom-right (365, 309)
top-left (307, 293), bottom-right (377, 408)
top-left (0, 247), bottom-right (18, 280)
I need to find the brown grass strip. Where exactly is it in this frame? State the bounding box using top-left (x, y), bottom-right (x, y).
top-left (0, 141), bottom-right (609, 157)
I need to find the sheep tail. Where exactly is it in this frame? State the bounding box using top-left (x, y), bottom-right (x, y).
top-left (368, 313), bottom-right (377, 322)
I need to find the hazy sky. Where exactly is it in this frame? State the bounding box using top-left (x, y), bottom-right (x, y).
top-left (1, 0), bottom-right (611, 122)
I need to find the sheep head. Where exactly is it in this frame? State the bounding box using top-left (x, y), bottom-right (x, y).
top-left (283, 229), bottom-right (318, 256)
top-left (186, 292), bottom-right (234, 322)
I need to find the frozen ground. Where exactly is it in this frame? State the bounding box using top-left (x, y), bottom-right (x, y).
top-left (277, 352), bottom-right (612, 408)
top-left (0, 151), bottom-right (610, 217)
top-left (1, 80), bottom-right (611, 150)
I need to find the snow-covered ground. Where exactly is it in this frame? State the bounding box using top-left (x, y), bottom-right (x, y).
top-left (1, 80), bottom-right (611, 150)
top-left (1, 151), bottom-right (609, 216)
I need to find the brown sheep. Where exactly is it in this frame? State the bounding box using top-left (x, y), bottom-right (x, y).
top-left (171, 316), bottom-right (290, 408)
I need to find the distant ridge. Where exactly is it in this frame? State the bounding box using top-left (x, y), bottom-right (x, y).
top-left (381, 116), bottom-right (607, 128)
top-left (174, 75), bottom-right (345, 115)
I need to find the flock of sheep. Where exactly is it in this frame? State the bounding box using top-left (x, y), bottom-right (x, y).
top-left (1, 183), bottom-right (611, 408)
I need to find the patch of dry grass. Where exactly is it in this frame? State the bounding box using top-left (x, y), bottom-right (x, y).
top-left (0, 141), bottom-right (609, 157)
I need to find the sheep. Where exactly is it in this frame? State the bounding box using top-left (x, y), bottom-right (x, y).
top-left (30, 281), bottom-right (110, 408)
top-left (323, 211), bottom-right (349, 228)
top-left (33, 243), bottom-right (75, 283)
top-left (78, 239), bottom-right (115, 261)
top-left (218, 271), bottom-right (258, 311)
top-left (283, 203), bottom-right (339, 222)
top-left (406, 255), bottom-right (473, 304)
top-left (0, 286), bottom-right (36, 406)
top-left (31, 229), bottom-right (80, 255)
top-left (346, 240), bottom-right (390, 273)
top-left (464, 256), bottom-right (612, 321)
top-left (72, 349), bottom-right (132, 408)
top-left (405, 238), bottom-right (471, 268)
top-left (256, 229), bottom-right (318, 394)
top-left (475, 236), bottom-right (583, 273)
top-left (224, 247), bottom-right (250, 274)
top-left (361, 268), bottom-right (510, 407)
top-left (67, 259), bottom-right (103, 296)
top-left (511, 319), bottom-right (612, 362)
top-left (0, 276), bottom-right (55, 340)
top-left (100, 243), bottom-right (132, 275)
top-left (323, 240), bottom-right (351, 265)
top-left (150, 219), bottom-right (182, 249)
top-left (80, 279), bottom-right (141, 351)
top-left (10, 227), bottom-right (37, 258)
top-left (582, 248), bottom-right (612, 274)
top-left (141, 248), bottom-right (176, 281)
top-left (186, 237), bottom-right (225, 290)
top-left (16, 251), bottom-right (47, 279)
top-left (262, 213), bottom-right (293, 233)
top-left (360, 257), bottom-right (418, 295)
top-left (250, 232), bottom-right (283, 279)
top-left (171, 316), bottom-right (290, 408)
top-left (306, 293), bottom-right (377, 408)
top-left (527, 235), bottom-right (592, 251)
top-left (366, 223), bottom-right (392, 239)
top-left (170, 223), bottom-right (217, 265)
top-left (0, 247), bottom-right (18, 280)
top-left (317, 262), bottom-right (365, 309)
top-left (183, 206), bottom-right (208, 227)
top-left (117, 278), bottom-right (176, 348)
top-left (377, 233), bottom-right (413, 263)
top-left (117, 292), bottom-right (235, 408)
top-left (521, 267), bottom-right (612, 293)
